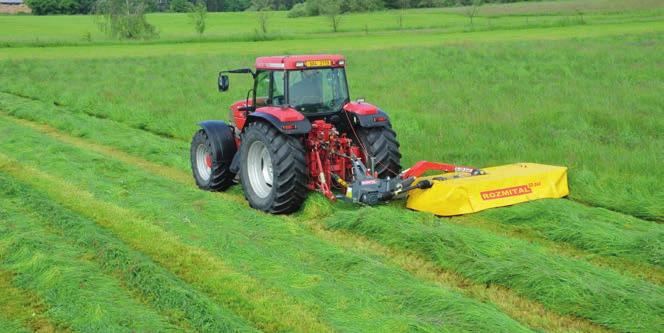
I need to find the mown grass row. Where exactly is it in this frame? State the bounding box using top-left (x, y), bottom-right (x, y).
top-left (0, 270), bottom-right (60, 332)
top-left (293, 200), bottom-right (610, 333)
top-left (1, 92), bottom-right (660, 281)
top-left (1, 106), bottom-right (662, 332)
top-left (319, 206), bottom-right (664, 332)
top-left (0, 202), bottom-right (177, 332)
top-left (0, 158), bottom-right (334, 333)
top-left (0, 173), bottom-right (257, 332)
top-left (474, 200), bottom-right (664, 267)
top-left (449, 214), bottom-right (664, 285)
top-left (0, 118), bottom-right (533, 332)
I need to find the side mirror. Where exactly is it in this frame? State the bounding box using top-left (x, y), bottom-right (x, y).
top-left (218, 74), bottom-right (229, 92)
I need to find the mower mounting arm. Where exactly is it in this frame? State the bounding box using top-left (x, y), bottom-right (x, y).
top-left (400, 161), bottom-right (484, 179)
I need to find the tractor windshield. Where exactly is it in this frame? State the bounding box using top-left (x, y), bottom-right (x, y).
top-left (288, 68), bottom-right (349, 114)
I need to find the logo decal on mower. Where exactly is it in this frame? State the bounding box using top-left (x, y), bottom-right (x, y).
top-left (481, 185), bottom-right (532, 200)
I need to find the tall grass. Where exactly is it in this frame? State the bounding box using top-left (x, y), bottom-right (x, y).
top-left (321, 206), bottom-right (664, 332)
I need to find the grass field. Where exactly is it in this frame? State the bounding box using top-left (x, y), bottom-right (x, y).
top-left (0, 1), bottom-right (663, 332)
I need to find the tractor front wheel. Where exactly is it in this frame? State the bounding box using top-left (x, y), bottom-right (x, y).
top-left (354, 126), bottom-right (402, 179)
top-left (240, 121), bottom-right (307, 214)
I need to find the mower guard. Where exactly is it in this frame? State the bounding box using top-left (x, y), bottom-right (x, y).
top-left (406, 163), bottom-right (569, 216)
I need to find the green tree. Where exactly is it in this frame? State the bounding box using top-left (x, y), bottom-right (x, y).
top-left (320, 0), bottom-right (342, 32)
top-left (397, 0), bottom-right (409, 29)
top-left (95, 0), bottom-right (158, 40)
top-left (252, 0), bottom-right (271, 34)
top-left (464, 0), bottom-right (483, 28)
top-left (188, 0), bottom-right (208, 35)
top-left (25, 0), bottom-right (83, 15)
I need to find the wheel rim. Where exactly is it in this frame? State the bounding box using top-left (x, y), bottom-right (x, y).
top-left (247, 140), bottom-right (273, 198)
top-left (195, 143), bottom-right (212, 181)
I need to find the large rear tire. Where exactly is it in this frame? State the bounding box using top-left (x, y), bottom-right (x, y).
top-left (190, 127), bottom-right (236, 191)
top-left (240, 121), bottom-right (308, 214)
top-left (354, 126), bottom-right (402, 178)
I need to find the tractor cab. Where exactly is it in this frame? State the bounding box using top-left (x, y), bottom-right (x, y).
top-left (252, 55), bottom-right (350, 115)
top-left (219, 55), bottom-right (349, 115)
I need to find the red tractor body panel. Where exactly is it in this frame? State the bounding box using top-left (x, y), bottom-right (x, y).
top-left (230, 100), bottom-right (251, 130)
top-left (255, 106), bottom-right (306, 122)
top-left (255, 54), bottom-right (346, 70)
top-left (343, 101), bottom-right (379, 115)
top-left (230, 99), bottom-right (306, 132)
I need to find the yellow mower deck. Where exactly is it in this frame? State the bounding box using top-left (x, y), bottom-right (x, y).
top-left (406, 163), bottom-right (569, 216)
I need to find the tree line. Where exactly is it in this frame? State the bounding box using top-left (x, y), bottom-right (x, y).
top-left (26, 0), bottom-right (542, 15)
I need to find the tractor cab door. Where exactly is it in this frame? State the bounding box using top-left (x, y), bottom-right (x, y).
top-left (254, 70), bottom-right (286, 108)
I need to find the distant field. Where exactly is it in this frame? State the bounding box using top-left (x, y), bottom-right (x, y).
top-left (0, 0), bottom-right (663, 46)
top-left (0, 1), bottom-right (662, 332)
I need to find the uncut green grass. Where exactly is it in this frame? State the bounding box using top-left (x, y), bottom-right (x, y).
top-left (320, 206), bottom-right (664, 332)
top-left (0, 174), bottom-right (256, 332)
top-left (0, 119), bottom-right (531, 331)
top-left (1, 32), bottom-right (661, 219)
top-left (1, 1), bottom-right (661, 47)
top-left (0, 201), bottom-right (176, 332)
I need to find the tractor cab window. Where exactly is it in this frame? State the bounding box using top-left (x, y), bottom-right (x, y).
top-left (255, 70), bottom-right (286, 107)
top-left (272, 71), bottom-right (286, 105)
top-left (254, 71), bottom-right (270, 107)
top-left (288, 68), bottom-right (349, 114)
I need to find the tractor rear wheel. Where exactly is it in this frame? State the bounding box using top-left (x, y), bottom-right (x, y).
top-left (240, 121), bottom-right (307, 214)
top-left (354, 127), bottom-right (402, 178)
top-left (190, 127), bottom-right (236, 191)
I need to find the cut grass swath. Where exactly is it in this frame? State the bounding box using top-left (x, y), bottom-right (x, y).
top-left (0, 174), bottom-right (257, 333)
top-left (474, 199), bottom-right (664, 266)
top-left (0, 121), bottom-right (532, 332)
top-left (0, 270), bottom-right (61, 332)
top-left (0, 169), bottom-right (331, 332)
top-left (450, 214), bottom-right (664, 285)
top-left (294, 199), bottom-right (610, 333)
top-left (0, 205), bottom-right (175, 332)
top-left (321, 207), bottom-right (664, 332)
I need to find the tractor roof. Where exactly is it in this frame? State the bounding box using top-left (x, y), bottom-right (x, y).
top-left (255, 54), bottom-right (346, 70)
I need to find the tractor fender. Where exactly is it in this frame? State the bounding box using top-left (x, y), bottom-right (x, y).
top-left (343, 102), bottom-right (391, 128)
top-left (246, 111), bottom-right (312, 135)
top-left (198, 120), bottom-right (237, 170)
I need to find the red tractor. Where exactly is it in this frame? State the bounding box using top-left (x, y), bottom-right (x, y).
top-left (191, 54), bottom-right (479, 213)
